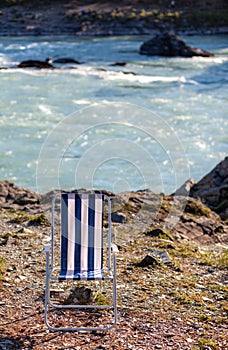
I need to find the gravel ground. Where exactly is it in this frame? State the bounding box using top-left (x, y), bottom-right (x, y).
top-left (0, 181), bottom-right (227, 349)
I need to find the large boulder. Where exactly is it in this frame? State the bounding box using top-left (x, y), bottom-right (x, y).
top-left (139, 32), bottom-right (214, 57)
top-left (110, 190), bottom-right (228, 245)
top-left (190, 157), bottom-right (228, 220)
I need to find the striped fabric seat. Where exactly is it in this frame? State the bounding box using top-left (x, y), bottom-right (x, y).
top-left (44, 192), bottom-right (117, 331)
top-left (59, 193), bottom-right (108, 280)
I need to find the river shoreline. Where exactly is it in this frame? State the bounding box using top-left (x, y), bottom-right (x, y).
top-left (0, 157), bottom-right (227, 349)
top-left (0, 1), bottom-right (227, 37)
top-left (0, 3), bottom-right (227, 348)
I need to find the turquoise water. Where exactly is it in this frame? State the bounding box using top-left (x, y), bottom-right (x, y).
top-left (0, 35), bottom-right (227, 194)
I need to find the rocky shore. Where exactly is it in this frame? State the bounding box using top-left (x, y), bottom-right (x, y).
top-left (0, 158), bottom-right (227, 349)
top-left (0, 2), bottom-right (227, 347)
top-left (0, 0), bottom-right (227, 36)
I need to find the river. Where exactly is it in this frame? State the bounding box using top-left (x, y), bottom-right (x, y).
top-left (0, 35), bottom-right (227, 194)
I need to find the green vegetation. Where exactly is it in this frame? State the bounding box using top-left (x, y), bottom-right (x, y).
top-left (197, 249), bottom-right (228, 269)
top-left (11, 212), bottom-right (49, 226)
top-left (0, 256), bottom-right (5, 279)
top-left (65, 5), bottom-right (228, 30)
top-left (10, 211), bottom-right (30, 224)
top-left (184, 200), bottom-right (213, 218)
top-left (198, 313), bottom-right (212, 322)
top-left (170, 289), bottom-right (204, 306)
top-left (198, 338), bottom-right (218, 350)
top-left (169, 242), bottom-right (199, 258)
top-left (94, 292), bottom-right (110, 306)
top-left (27, 213), bottom-right (49, 226)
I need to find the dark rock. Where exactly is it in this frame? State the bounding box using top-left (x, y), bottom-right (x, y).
top-left (0, 235), bottom-right (8, 247)
top-left (146, 228), bottom-right (165, 237)
top-left (110, 62), bottom-right (128, 67)
top-left (190, 157), bottom-right (228, 220)
top-left (144, 228), bottom-right (174, 241)
top-left (137, 254), bottom-right (160, 267)
top-left (111, 212), bottom-right (127, 223)
top-left (52, 58), bottom-right (82, 64)
top-left (66, 286), bottom-right (92, 304)
top-left (97, 68), bottom-right (107, 72)
top-left (18, 59), bottom-right (54, 69)
top-left (139, 32), bottom-right (214, 57)
top-left (122, 71), bottom-right (136, 75)
top-left (116, 244), bottom-right (125, 251)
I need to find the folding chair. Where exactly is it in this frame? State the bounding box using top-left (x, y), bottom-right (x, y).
top-left (44, 193), bottom-right (118, 331)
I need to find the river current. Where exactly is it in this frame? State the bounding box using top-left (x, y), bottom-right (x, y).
top-left (0, 35), bottom-right (227, 194)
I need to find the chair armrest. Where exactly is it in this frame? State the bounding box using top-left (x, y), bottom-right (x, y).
top-left (44, 245), bottom-right (51, 253)
top-left (111, 243), bottom-right (119, 253)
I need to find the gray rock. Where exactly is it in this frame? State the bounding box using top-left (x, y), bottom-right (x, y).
top-left (174, 178), bottom-right (196, 196)
top-left (111, 212), bottom-right (127, 223)
top-left (149, 250), bottom-right (172, 265)
top-left (114, 190), bottom-right (228, 245)
top-left (0, 180), bottom-right (40, 209)
top-left (190, 157), bottom-right (228, 220)
top-left (139, 32), bottom-right (214, 57)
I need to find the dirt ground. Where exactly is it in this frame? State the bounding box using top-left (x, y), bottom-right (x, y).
top-left (0, 182), bottom-right (227, 349)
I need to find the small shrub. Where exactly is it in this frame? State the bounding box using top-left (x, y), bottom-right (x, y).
top-left (198, 338), bottom-right (218, 350)
top-left (11, 212), bottom-right (29, 224)
top-left (28, 213), bottom-right (49, 226)
top-left (184, 200), bottom-right (212, 218)
top-left (198, 249), bottom-right (228, 269)
top-left (94, 293), bottom-right (110, 306)
top-left (198, 314), bottom-right (212, 322)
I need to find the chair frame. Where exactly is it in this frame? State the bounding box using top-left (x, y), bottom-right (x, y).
top-left (44, 193), bottom-right (117, 331)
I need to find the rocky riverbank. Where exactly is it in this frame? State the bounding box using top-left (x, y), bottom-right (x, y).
top-left (0, 158), bottom-right (227, 349)
top-left (0, 0), bottom-right (227, 36)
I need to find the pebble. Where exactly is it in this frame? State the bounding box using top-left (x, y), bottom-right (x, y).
top-left (16, 275), bottom-right (27, 280)
top-left (186, 338), bottom-right (193, 343)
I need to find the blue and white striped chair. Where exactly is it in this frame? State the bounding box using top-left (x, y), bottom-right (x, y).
top-left (44, 193), bottom-right (117, 331)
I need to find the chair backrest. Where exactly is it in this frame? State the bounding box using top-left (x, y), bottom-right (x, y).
top-left (58, 193), bottom-right (108, 280)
